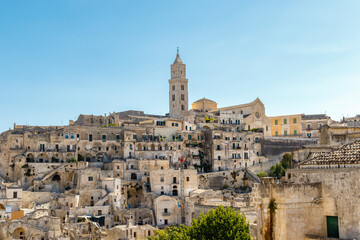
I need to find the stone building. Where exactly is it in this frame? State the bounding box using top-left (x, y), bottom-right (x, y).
top-left (301, 114), bottom-right (331, 138)
top-left (254, 140), bottom-right (360, 239)
top-left (0, 50), bottom-right (293, 239)
top-left (341, 114), bottom-right (360, 127)
top-left (169, 49), bottom-right (188, 119)
top-left (154, 195), bottom-right (181, 226)
top-left (191, 98), bottom-right (218, 112)
top-left (319, 124), bottom-right (360, 145)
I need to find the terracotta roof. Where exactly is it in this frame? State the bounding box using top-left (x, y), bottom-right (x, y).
top-left (300, 140), bottom-right (360, 166)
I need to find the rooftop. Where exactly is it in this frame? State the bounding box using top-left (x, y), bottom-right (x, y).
top-left (300, 140), bottom-right (360, 166)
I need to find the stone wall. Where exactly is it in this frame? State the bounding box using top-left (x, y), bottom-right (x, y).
top-left (261, 137), bottom-right (317, 157)
top-left (286, 168), bottom-right (360, 239)
top-left (253, 180), bottom-right (324, 240)
top-left (22, 191), bottom-right (58, 208)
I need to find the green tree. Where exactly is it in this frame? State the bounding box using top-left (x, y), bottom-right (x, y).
top-left (149, 205), bottom-right (251, 240)
top-left (151, 226), bottom-right (190, 240)
top-left (269, 163), bottom-right (285, 179)
top-left (281, 153), bottom-right (292, 169)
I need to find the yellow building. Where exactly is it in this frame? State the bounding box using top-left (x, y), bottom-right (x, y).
top-left (269, 114), bottom-right (302, 137)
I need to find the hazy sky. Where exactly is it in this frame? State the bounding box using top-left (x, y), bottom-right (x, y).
top-left (1, 1), bottom-right (360, 132)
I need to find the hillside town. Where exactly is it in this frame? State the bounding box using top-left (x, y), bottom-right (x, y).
top-left (1, 51), bottom-right (360, 240)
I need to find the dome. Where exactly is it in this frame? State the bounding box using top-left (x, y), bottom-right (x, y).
top-left (192, 98), bottom-right (218, 112)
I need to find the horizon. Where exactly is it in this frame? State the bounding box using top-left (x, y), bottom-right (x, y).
top-left (1, 1), bottom-right (360, 132)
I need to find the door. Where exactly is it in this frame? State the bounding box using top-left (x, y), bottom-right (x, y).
top-left (327, 216), bottom-right (339, 238)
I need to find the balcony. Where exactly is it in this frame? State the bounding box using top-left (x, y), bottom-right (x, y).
top-left (162, 212), bottom-right (171, 216)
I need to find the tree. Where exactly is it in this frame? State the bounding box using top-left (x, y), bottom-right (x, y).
top-left (269, 163), bottom-right (285, 179)
top-left (281, 153), bottom-right (292, 169)
top-left (149, 205), bottom-right (251, 240)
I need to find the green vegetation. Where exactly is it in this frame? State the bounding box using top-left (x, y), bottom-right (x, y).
top-left (68, 158), bottom-right (78, 163)
top-left (269, 153), bottom-right (292, 179)
top-left (256, 171), bottom-right (268, 178)
top-left (266, 198), bottom-right (277, 240)
top-left (149, 205), bottom-right (251, 240)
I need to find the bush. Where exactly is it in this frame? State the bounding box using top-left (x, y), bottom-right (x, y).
top-left (149, 205), bottom-right (251, 240)
top-left (257, 171), bottom-right (268, 178)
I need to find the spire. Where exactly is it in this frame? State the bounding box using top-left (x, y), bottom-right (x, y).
top-left (173, 47), bottom-right (183, 64)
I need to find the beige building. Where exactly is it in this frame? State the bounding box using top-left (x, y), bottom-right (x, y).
top-left (150, 169), bottom-right (198, 197)
top-left (301, 114), bottom-right (331, 138)
top-left (154, 195), bottom-right (181, 226)
top-left (255, 140), bottom-right (360, 239)
top-left (192, 98), bottom-right (218, 112)
top-left (169, 49), bottom-right (188, 119)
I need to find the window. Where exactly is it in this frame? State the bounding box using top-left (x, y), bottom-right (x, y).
top-left (160, 177), bottom-right (164, 182)
top-left (218, 156), bottom-right (221, 160)
top-left (172, 123), bottom-right (174, 126)
top-left (181, 94), bottom-right (184, 100)
top-left (181, 105), bottom-right (185, 111)
top-left (172, 85), bottom-right (175, 91)
top-left (164, 208), bottom-right (168, 213)
top-left (88, 176), bottom-right (93, 181)
top-left (172, 95), bottom-right (175, 101)
top-left (117, 166), bottom-right (120, 170)
top-left (275, 131), bottom-right (278, 136)
top-left (71, 133), bottom-right (74, 139)
top-left (186, 177), bottom-right (190, 181)
top-left (175, 123), bottom-right (178, 127)
top-left (102, 135), bottom-right (106, 142)
top-left (283, 119), bottom-right (287, 124)
top-left (284, 130), bottom-right (287, 136)
top-left (294, 130), bottom-right (298, 135)
top-left (65, 133), bottom-right (69, 139)
top-left (275, 120), bottom-right (278, 125)
top-left (181, 85), bottom-right (184, 90)
top-left (293, 118), bottom-right (297, 123)
top-left (116, 135), bottom-right (120, 142)
top-left (89, 134), bottom-right (93, 142)
top-left (188, 135), bottom-right (192, 140)
top-left (13, 192), bottom-right (17, 198)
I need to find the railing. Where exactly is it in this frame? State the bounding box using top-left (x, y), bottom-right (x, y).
top-left (162, 212), bottom-right (171, 216)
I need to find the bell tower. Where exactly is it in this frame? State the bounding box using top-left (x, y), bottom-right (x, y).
top-left (169, 48), bottom-right (188, 118)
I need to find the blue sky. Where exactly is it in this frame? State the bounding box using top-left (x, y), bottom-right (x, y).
top-left (1, 0), bottom-right (360, 132)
